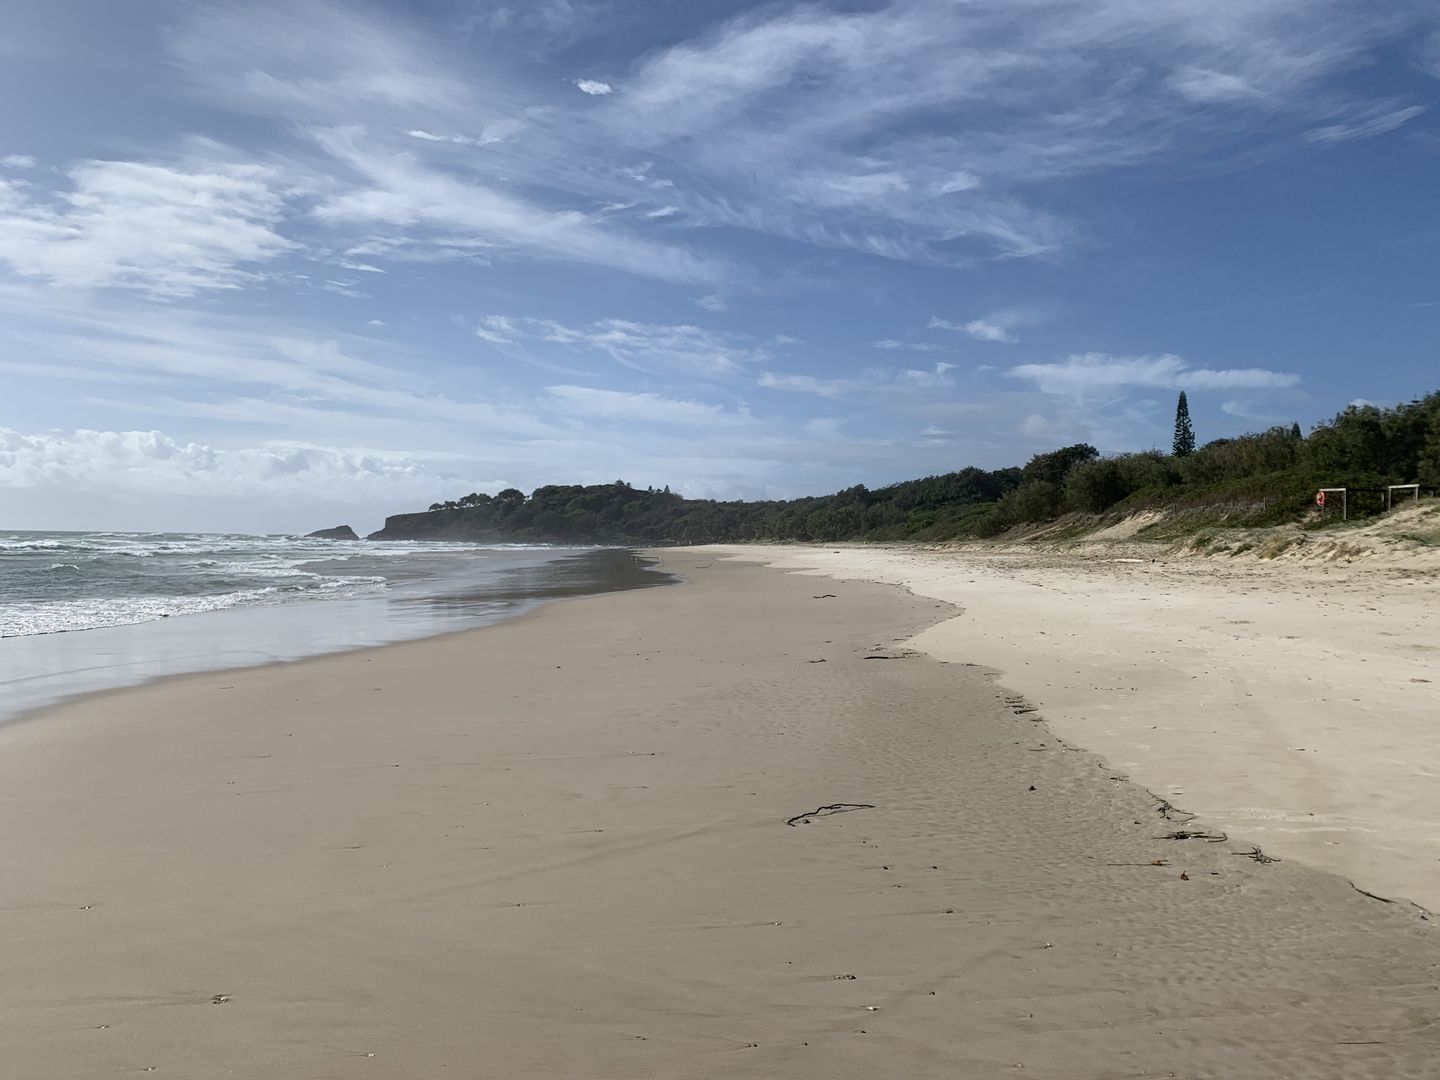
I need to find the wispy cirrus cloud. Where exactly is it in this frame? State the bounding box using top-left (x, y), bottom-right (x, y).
top-left (757, 371), bottom-right (852, 397)
top-left (2, 0), bottom-right (1434, 531)
top-left (1422, 32), bottom-right (1440, 78)
top-left (595, 0), bottom-right (1431, 264)
top-left (1167, 68), bottom-right (1262, 104)
top-left (759, 360), bottom-right (957, 396)
top-left (476, 314), bottom-right (767, 376)
top-left (1220, 399), bottom-right (1289, 425)
top-left (1008, 352), bottom-right (1301, 397)
top-left (164, 3), bottom-right (722, 285)
top-left (147, 0), bottom-right (1434, 289)
top-left (167, 1), bottom-right (469, 114)
top-left (873, 339), bottom-right (951, 353)
top-left (0, 283), bottom-right (555, 439)
top-left (308, 129), bottom-right (723, 285)
top-left (1305, 102), bottom-right (1426, 144)
top-left (546, 385), bottom-right (754, 426)
top-left (405, 125), bottom-right (520, 147)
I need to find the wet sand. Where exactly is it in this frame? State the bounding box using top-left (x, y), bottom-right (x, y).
top-left (0, 557), bottom-right (1436, 1078)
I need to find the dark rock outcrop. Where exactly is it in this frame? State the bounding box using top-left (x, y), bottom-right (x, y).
top-left (366, 512), bottom-right (497, 542)
top-left (306, 525), bottom-right (360, 540)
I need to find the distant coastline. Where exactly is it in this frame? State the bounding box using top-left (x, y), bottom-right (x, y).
top-left (367, 391), bottom-right (1440, 548)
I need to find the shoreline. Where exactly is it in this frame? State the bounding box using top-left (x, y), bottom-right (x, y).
top-left (0, 546), bottom-right (672, 727)
top-left (0, 586), bottom-right (621, 736)
top-left (1, 555), bottom-right (1436, 1077)
top-left (701, 543), bottom-right (1440, 913)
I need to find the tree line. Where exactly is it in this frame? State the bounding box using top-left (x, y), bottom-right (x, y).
top-left (383, 390), bottom-right (1440, 545)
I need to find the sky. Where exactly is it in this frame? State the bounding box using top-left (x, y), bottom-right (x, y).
top-left (1, 0), bottom-right (1437, 534)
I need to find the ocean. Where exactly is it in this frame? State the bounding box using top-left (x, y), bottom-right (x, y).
top-left (0, 531), bottom-right (670, 722)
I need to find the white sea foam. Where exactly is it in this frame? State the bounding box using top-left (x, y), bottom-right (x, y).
top-left (0, 530), bottom-right (549, 638)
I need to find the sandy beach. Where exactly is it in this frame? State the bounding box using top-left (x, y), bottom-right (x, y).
top-left (707, 543), bottom-right (1440, 914)
top-left (1, 556), bottom-right (1438, 1078)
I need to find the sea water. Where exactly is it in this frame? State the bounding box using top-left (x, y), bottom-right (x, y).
top-left (0, 531), bottom-right (669, 722)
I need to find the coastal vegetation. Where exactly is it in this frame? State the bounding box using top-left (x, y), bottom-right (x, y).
top-left (377, 390), bottom-right (1440, 544)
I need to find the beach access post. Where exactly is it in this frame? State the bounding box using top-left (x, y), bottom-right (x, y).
top-left (1317, 487), bottom-right (1347, 521)
top-left (1386, 484), bottom-right (1420, 512)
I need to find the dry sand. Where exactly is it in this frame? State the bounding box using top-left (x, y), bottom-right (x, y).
top-left (1, 557), bottom-right (1437, 1078)
top-left (706, 544), bottom-right (1440, 914)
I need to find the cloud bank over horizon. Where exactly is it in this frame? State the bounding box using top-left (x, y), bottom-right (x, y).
top-left (1, 0), bottom-right (1437, 531)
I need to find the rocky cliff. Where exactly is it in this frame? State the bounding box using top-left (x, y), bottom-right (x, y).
top-left (365, 512), bottom-right (504, 542)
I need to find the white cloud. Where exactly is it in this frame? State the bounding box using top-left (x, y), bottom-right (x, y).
top-left (470, 1), bottom-right (610, 41)
top-left (166, 5), bottom-right (720, 285)
top-left (0, 426), bottom-right (469, 504)
top-left (1018, 413), bottom-right (1053, 438)
top-left (470, 314), bottom-right (768, 377)
top-left (758, 371), bottom-right (850, 397)
top-left (546, 385), bottom-right (752, 426)
top-left (149, 0), bottom-right (1435, 286)
top-left (759, 361), bottom-right (955, 396)
top-left (1305, 103), bottom-right (1426, 144)
top-left (405, 119), bottom-right (525, 147)
top-left (930, 314), bottom-right (1020, 343)
top-left (0, 284), bottom-right (556, 438)
top-left (602, 0), bottom-right (1422, 265)
top-left (805, 171), bottom-right (910, 203)
top-left (0, 159), bottom-right (294, 296)
top-left (896, 362), bottom-right (956, 388)
top-left (1168, 68), bottom-right (1259, 103)
top-left (309, 129), bottom-right (723, 284)
top-left (645, 206), bottom-right (680, 219)
top-left (1221, 400), bottom-right (1287, 424)
top-left (406, 128), bottom-right (506, 147)
top-left (963, 319), bottom-right (1017, 343)
top-left (1, 154), bottom-right (36, 169)
top-left (874, 339), bottom-right (950, 353)
top-left (1008, 352), bottom-right (1301, 397)
top-left (6, 0), bottom-right (1431, 530)
top-left (935, 172), bottom-right (980, 194)
top-left (474, 314), bottom-right (521, 345)
top-left (169, 1), bottom-right (466, 115)
top-left (1423, 32), bottom-right (1440, 78)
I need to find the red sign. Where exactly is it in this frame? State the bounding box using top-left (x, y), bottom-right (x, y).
top-left (1316, 491), bottom-right (1326, 507)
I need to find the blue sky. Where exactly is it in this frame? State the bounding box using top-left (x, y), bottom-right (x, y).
top-left (1, 0), bottom-right (1437, 532)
